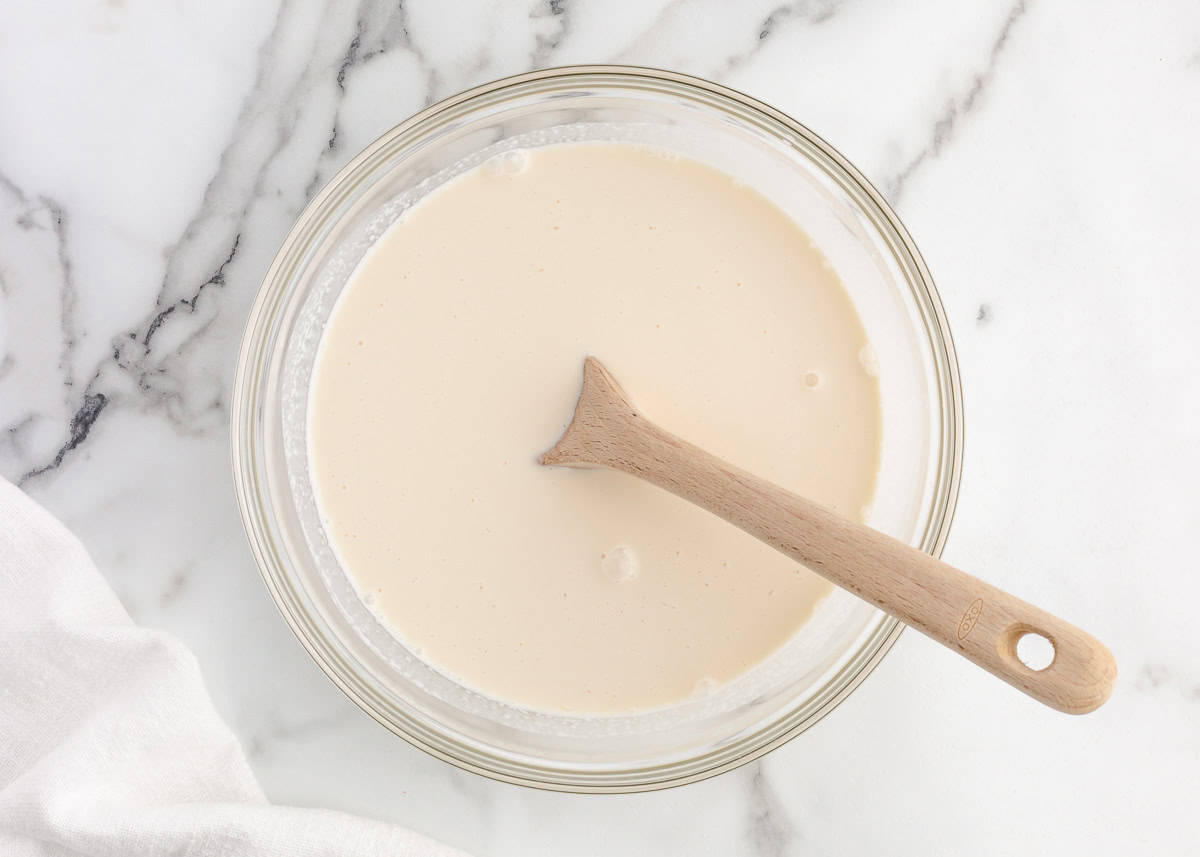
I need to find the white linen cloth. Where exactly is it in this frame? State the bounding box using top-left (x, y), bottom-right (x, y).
top-left (0, 478), bottom-right (467, 857)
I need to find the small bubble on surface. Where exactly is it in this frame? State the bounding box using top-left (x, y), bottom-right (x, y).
top-left (803, 370), bottom-right (824, 389)
top-left (600, 544), bottom-right (639, 582)
top-left (693, 677), bottom-right (718, 696)
top-left (483, 149), bottom-right (530, 177)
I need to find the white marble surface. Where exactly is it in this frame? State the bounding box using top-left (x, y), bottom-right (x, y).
top-left (2, 1), bottom-right (1198, 853)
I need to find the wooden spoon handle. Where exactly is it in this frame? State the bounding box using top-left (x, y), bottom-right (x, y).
top-left (543, 358), bottom-right (1116, 714)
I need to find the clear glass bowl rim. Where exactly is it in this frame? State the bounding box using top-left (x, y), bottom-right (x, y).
top-left (231, 64), bottom-right (965, 793)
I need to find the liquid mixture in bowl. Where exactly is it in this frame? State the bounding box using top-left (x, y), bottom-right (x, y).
top-left (309, 143), bottom-right (881, 714)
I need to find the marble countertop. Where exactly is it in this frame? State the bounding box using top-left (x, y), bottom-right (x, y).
top-left (2, 1), bottom-right (1197, 854)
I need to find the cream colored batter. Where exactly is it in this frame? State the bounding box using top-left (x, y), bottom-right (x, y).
top-left (309, 143), bottom-right (881, 713)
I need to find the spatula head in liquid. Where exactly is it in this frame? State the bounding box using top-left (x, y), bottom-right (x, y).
top-left (541, 357), bottom-right (1116, 714)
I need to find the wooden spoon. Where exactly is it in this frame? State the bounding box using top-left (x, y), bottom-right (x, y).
top-left (541, 357), bottom-right (1116, 714)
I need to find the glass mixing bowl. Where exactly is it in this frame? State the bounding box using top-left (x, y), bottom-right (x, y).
top-left (231, 66), bottom-right (963, 792)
